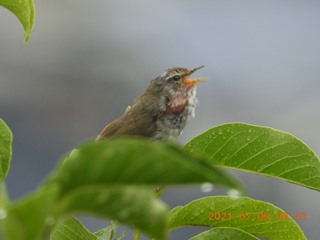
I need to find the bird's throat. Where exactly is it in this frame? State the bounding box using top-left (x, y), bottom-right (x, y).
top-left (163, 94), bottom-right (188, 114)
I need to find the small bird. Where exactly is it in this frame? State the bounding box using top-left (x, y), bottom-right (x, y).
top-left (97, 66), bottom-right (205, 141)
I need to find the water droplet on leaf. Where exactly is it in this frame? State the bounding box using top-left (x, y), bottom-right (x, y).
top-left (0, 209), bottom-right (7, 220)
top-left (45, 216), bottom-right (55, 226)
top-left (200, 183), bottom-right (214, 193)
top-left (227, 189), bottom-right (241, 198)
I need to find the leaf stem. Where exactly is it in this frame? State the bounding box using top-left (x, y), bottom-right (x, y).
top-left (132, 185), bottom-right (167, 240)
top-left (133, 228), bottom-right (140, 240)
top-left (154, 185), bottom-right (167, 198)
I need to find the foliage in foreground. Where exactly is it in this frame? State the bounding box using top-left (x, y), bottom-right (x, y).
top-left (1, 118), bottom-right (320, 239)
top-left (0, 0), bottom-right (35, 42)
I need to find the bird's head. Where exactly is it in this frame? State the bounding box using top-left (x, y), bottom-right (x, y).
top-left (155, 65), bottom-right (206, 98)
top-left (136, 66), bottom-right (206, 114)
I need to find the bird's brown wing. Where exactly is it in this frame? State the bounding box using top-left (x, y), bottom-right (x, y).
top-left (97, 107), bottom-right (157, 139)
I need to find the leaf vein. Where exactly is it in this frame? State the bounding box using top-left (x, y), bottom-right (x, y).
top-left (278, 165), bottom-right (313, 177)
top-left (209, 131), bottom-right (246, 161)
top-left (236, 141), bottom-right (292, 168)
top-left (258, 154), bottom-right (310, 172)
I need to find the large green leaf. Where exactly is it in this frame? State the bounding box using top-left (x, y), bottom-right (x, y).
top-left (44, 139), bottom-right (243, 239)
top-left (189, 227), bottom-right (259, 240)
top-left (2, 138), bottom-right (243, 240)
top-left (2, 186), bottom-right (166, 240)
top-left (0, 118), bottom-right (13, 182)
top-left (49, 139), bottom-right (243, 194)
top-left (1, 138), bottom-right (243, 240)
top-left (0, 0), bottom-right (35, 42)
top-left (168, 196), bottom-right (306, 240)
top-left (1, 187), bottom-right (58, 240)
top-left (185, 123), bottom-right (320, 191)
top-left (54, 186), bottom-right (167, 240)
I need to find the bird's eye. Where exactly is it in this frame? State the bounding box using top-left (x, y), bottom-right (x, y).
top-left (172, 75), bottom-right (181, 81)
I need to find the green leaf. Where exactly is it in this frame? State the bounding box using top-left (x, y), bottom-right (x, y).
top-left (52, 216), bottom-right (98, 240)
top-left (168, 196), bottom-right (306, 240)
top-left (0, 0), bottom-right (35, 42)
top-left (44, 139), bottom-right (243, 239)
top-left (49, 139), bottom-right (243, 194)
top-left (0, 118), bottom-right (13, 182)
top-left (1, 138), bottom-right (243, 240)
top-left (185, 122), bottom-right (320, 191)
top-left (94, 221), bottom-right (118, 240)
top-left (1, 187), bottom-right (58, 240)
top-left (189, 227), bottom-right (259, 240)
top-left (54, 186), bottom-right (167, 240)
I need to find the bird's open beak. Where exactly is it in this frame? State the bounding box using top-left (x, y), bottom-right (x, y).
top-left (183, 65), bottom-right (207, 86)
top-left (183, 77), bottom-right (207, 85)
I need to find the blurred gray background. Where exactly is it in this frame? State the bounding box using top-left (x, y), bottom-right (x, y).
top-left (1, 0), bottom-right (320, 239)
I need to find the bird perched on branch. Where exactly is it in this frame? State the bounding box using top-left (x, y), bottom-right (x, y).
top-left (97, 66), bottom-right (205, 141)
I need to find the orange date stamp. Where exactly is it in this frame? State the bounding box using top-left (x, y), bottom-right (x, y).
top-left (208, 211), bottom-right (306, 221)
